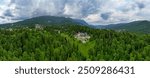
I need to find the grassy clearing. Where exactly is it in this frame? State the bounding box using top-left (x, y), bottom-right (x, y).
top-left (61, 33), bottom-right (95, 58)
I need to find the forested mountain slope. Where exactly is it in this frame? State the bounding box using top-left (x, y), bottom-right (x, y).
top-left (0, 16), bottom-right (88, 28)
top-left (0, 25), bottom-right (150, 61)
top-left (106, 20), bottom-right (150, 34)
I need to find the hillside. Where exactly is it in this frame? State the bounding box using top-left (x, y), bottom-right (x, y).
top-left (0, 16), bottom-right (88, 28)
top-left (106, 20), bottom-right (150, 33)
top-left (0, 16), bottom-right (150, 61)
top-left (1, 16), bottom-right (150, 34)
top-left (0, 25), bottom-right (150, 61)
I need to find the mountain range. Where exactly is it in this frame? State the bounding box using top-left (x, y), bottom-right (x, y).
top-left (0, 16), bottom-right (89, 28)
top-left (0, 16), bottom-right (150, 33)
top-left (96, 20), bottom-right (150, 33)
top-left (0, 16), bottom-right (150, 61)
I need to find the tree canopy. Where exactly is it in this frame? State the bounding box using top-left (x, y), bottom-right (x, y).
top-left (0, 25), bottom-right (150, 61)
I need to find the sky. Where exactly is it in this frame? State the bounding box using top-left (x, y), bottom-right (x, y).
top-left (0, 0), bottom-right (150, 25)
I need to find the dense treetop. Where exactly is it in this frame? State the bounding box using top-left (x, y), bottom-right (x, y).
top-left (0, 24), bottom-right (150, 61)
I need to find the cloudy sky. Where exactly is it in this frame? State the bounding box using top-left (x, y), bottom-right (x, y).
top-left (0, 0), bottom-right (150, 25)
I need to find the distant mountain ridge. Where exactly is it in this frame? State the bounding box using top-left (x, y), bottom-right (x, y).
top-left (93, 20), bottom-right (150, 33)
top-left (106, 20), bottom-right (150, 33)
top-left (0, 16), bottom-right (89, 28)
top-left (0, 16), bottom-right (150, 33)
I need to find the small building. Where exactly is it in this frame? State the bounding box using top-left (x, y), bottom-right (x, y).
top-left (35, 24), bottom-right (43, 30)
top-left (75, 32), bottom-right (90, 43)
top-left (6, 28), bottom-right (13, 31)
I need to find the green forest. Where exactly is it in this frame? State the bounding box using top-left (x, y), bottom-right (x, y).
top-left (0, 24), bottom-right (150, 61)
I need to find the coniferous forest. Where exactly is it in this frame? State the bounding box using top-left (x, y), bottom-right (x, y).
top-left (0, 24), bottom-right (150, 61)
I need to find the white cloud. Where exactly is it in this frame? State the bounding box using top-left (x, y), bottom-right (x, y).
top-left (0, 0), bottom-right (150, 25)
